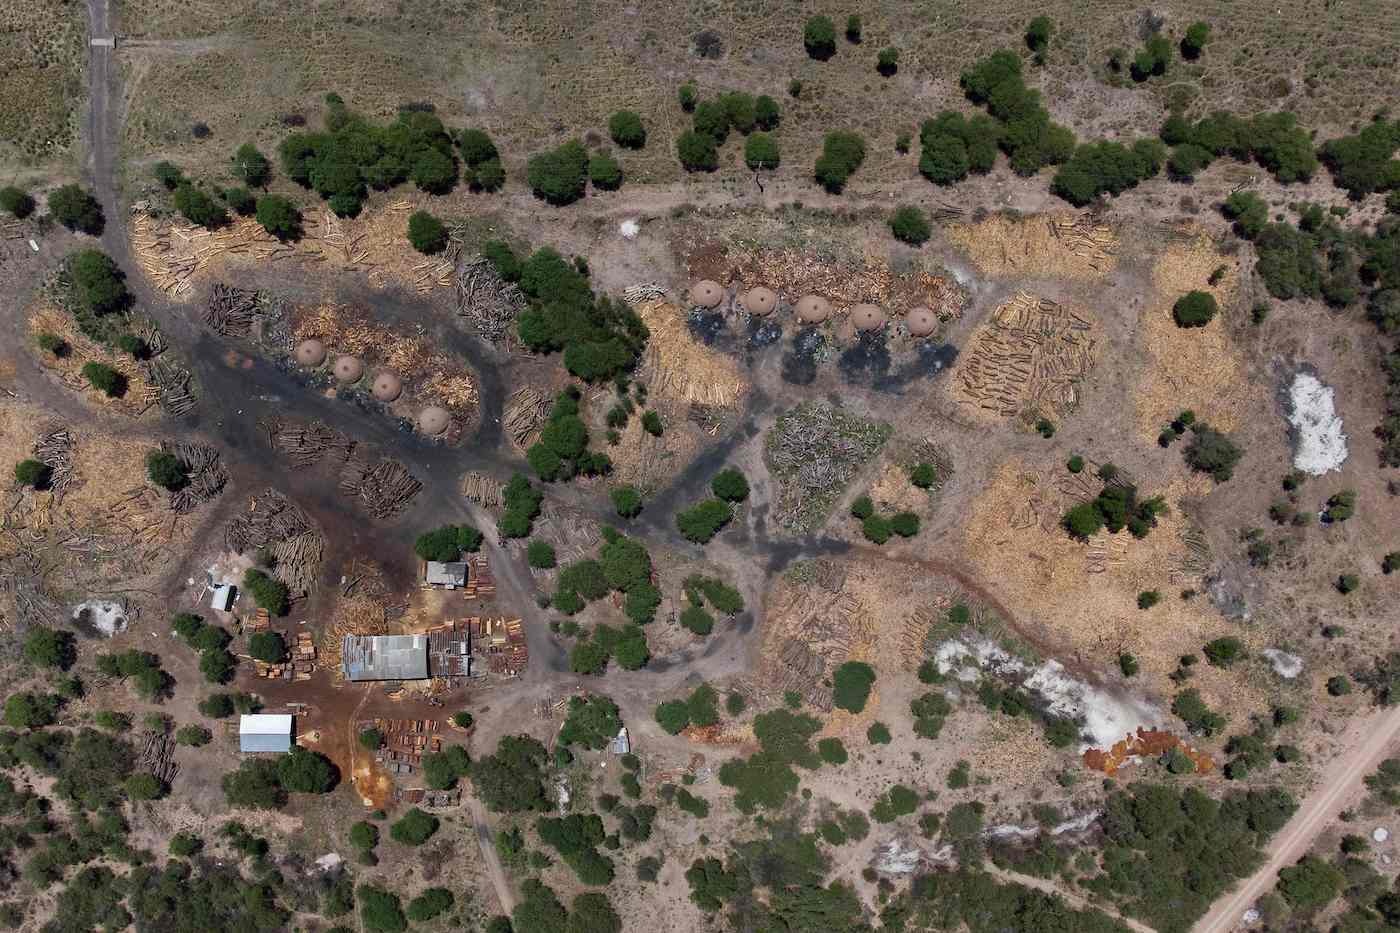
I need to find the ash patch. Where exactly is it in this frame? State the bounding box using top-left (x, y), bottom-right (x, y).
top-left (686, 309), bottom-right (730, 347)
top-left (838, 332), bottom-right (892, 383)
top-left (747, 318), bottom-right (783, 350)
top-left (72, 600), bottom-right (128, 637)
top-left (1286, 371), bottom-right (1347, 475)
top-left (868, 342), bottom-right (959, 393)
top-left (781, 327), bottom-right (828, 385)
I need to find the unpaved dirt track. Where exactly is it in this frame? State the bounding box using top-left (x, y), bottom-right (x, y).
top-left (1194, 703), bottom-right (1400, 933)
top-left (988, 865), bottom-right (1156, 933)
top-left (469, 798), bottom-right (516, 915)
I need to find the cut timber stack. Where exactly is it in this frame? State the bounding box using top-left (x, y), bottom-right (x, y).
top-left (955, 292), bottom-right (1097, 418)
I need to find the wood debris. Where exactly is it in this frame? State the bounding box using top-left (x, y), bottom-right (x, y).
top-left (953, 292), bottom-right (1098, 419)
top-left (634, 299), bottom-right (747, 409)
top-left (456, 255), bottom-right (525, 342)
top-left (31, 426), bottom-right (77, 501)
top-left (948, 211), bottom-right (1117, 280)
top-left (160, 440), bottom-right (228, 514)
top-left (502, 386), bottom-right (551, 450)
top-left (461, 472), bottom-right (505, 510)
top-left (339, 457), bottom-right (423, 519)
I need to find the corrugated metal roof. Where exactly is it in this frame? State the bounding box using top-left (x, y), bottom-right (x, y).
top-left (343, 635), bottom-right (429, 681)
top-left (240, 733), bottom-right (292, 753)
top-left (240, 714), bottom-right (293, 734)
top-left (425, 562), bottom-right (468, 586)
top-left (210, 585), bottom-right (235, 611)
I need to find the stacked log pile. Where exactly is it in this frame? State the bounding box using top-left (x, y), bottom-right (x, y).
top-left (161, 441), bottom-right (228, 514)
top-left (503, 387), bottom-right (551, 450)
top-left (339, 458), bottom-right (422, 519)
top-left (203, 283), bottom-right (260, 337)
top-left (955, 292), bottom-right (1097, 418)
top-left (136, 729), bottom-right (178, 786)
top-left (456, 255), bottom-right (524, 342)
top-left (461, 472), bottom-right (504, 510)
top-left (31, 426), bottom-right (77, 501)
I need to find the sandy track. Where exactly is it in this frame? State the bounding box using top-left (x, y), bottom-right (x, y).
top-left (1194, 703), bottom-right (1400, 933)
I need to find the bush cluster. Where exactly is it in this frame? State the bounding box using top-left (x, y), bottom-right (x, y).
top-left (413, 524), bottom-right (482, 562)
top-left (1050, 139), bottom-right (1165, 206)
top-left (455, 128), bottom-right (505, 191)
top-left (1161, 111), bottom-right (1317, 184)
top-left (959, 50), bottom-right (1075, 176)
top-left (814, 131), bottom-right (866, 193)
top-left (1061, 476), bottom-right (1167, 540)
top-left (499, 473), bottom-right (544, 538)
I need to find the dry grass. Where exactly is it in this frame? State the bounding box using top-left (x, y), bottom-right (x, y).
top-left (0, 0), bottom-right (86, 166)
top-left (1132, 233), bottom-right (1244, 441)
top-left (26, 305), bottom-right (160, 416)
top-left (959, 458), bottom-right (1269, 718)
top-left (947, 212), bottom-right (1117, 281)
top-left (635, 299), bottom-right (748, 408)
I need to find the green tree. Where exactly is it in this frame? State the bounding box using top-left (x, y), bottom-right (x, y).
top-left (610, 484), bottom-right (642, 517)
top-left (145, 450), bottom-right (189, 491)
top-left (804, 15), bottom-right (837, 60)
top-left (422, 745), bottom-right (471, 790)
top-left (868, 721), bottom-right (891, 744)
top-left (221, 759), bottom-right (287, 810)
top-left (407, 888), bottom-right (454, 923)
top-left (1025, 16), bottom-right (1054, 54)
top-left (3, 691), bottom-right (60, 728)
top-left (656, 700), bottom-right (691, 734)
top-left (890, 205), bottom-right (931, 244)
top-left (255, 195), bottom-right (301, 240)
top-left (358, 884), bottom-right (407, 933)
top-left (125, 772), bottom-right (163, 800)
top-left (173, 184), bottom-right (228, 228)
top-left (243, 570), bottom-right (290, 616)
top-left (676, 499), bottom-right (733, 543)
top-left (818, 737), bottom-right (848, 765)
top-left (0, 185), bottom-right (35, 218)
top-left (48, 184), bottom-right (104, 234)
top-left (677, 131), bottom-right (718, 172)
top-left (153, 161), bottom-right (185, 189)
top-left (570, 891), bottom-right (620, 933)
top-left (1173, 290), bottom-right (1219, 327)
top-left (711, 468), bottom-right (750, 502)
top-left (1184, 424), bottom-right (1243, 481)
top-left (278, 747), bottom-right (338, 793)
top-left (527, 140), bottom-right (589, 205)
top-left (527, 540), bottom-right (557, 568)
top-left (1181, 21), bottom-right (1211, 59)
top-left (23, 627), bottom-right (75, 669)
top-left (1276, 855), bottom-right (1344, 909)
top-left (877, 47), bottom-right (899, 77)
top-left (232, 143), bottom-right (272, 187)
top-left (407, 210), bottom-right (447, 254)
top-left (248, 631), bottom-right (288, 663)
top-left (588, 151), bottom-right (622, 191)
top-left (755, 95), bottom-right (781, 130)
top-left (175, 724), bottom-right (211, 746)
top-left (744, 132), bottom-right (781, 170)
top-left (814, 131), bottom-right (866, 193)
top-left (832, 661), bottom-right (876, 713)
top-left (608, 111), bottom-right (646, 149)
top-left (391, 808), bottom-right (440, 845)
top-left (1203, 636), bottom-right (1245, 668)
top-left (69, 249), bottom-right (129, 316)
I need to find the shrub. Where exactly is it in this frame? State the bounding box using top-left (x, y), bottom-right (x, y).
top-left (744, 132), bottom-right (780, 170)
top-left (862, 515), bottom-right (892, 544)
top-left (358, 885), bottom-right (407, 933)
top-left (1328, 675), bottom-right (1353, 696)
top-left (1131, 34), bottom-right (1173, 81)
top-left (527, 140), bottom-right (589, 205)
top-left (0, 186), bottom-right (35, 218)
top-left (81, 362), bottom-right (125, 397)
top-left (422, 745), bottom-right (471, 790)
top-left (656, 700), bottom-right (690, 734)
top-left (877, 48), bottom-right (899, 76)
top-left (589, 151), bottom-right (623, 191)
top-left (1184, 424), bottom-right (1243, 481)
top-left (711, 468), bottom-right (749, 502)
top-left (678, 83), bottom-right (698, 112)
top-left (851, 495), bottom-right (875, 520)
top-left (232, 143), bottom-right (271, 186)
top-left (1137, 590), bottom-right (1161, 610)
top-left (1025, 15), bottom-right (1053, 53)
top-left (890, 205), bottom-right (931, 244)
top-left (609, 111), bottom-right (646, 149)
top-left (174, 724), bottom-right (211, 747)
top-left (391, 808), bottom-right (440, 845)
top-left (526, 540), bottom-right (556, 569)
top-left (676, 499), bottom-right (733, 543)
top-left (677, 131), bottom-right (718, 172)
top-left (867, 722), bottom-right (891, 744)
top-left (414, 524), bottom-right (482, 561)
top-left (755, 95), bottom-right (780, 130)
top-left (1203, 636), bottom-right (1245, 667)
top-left (803, 15), bottom-right (836, 59)
top-left (407, 211), bottom-right (447, 254)
top-left (1324, 490), bottom-right (1357, 522)
top-left (255, 195), bottom-right (301, 240)
top-left (1172, 688), bottom-right (1227, 736)
top-left (890, 512), bottom-right (920, 537)
top-left (1338, 574), bottom-right (1360, 594)
top-left (832, 661), bottom-right (876, 713)
top-left (243, 570), bottom-right (290, 616)
top-left (69, 248), bottom-right (129, 316)
top-left (1223, 191), bottom-right (1268, 239)
top-left (222, 758), bottom-right (286, 809)
top-left (1173, 290), bottom-right (1218, 327)
top-left (48, 184), bottom-right (104, 234)
top-left (641, 411), bottom-right (662, 436)
top-left (610, 484), bottom-right (642, 517)
top-left (679, 604), bottom-right (715, 636)
top-left (815, 131), bottom-right (866, 193)
top-left (1050, 139), bottom-right (1163, 205)
top-left (14, 459), bottom-right (52, 489)
top-left (456, 127), bottom-right (500, 166)
top-left (145, 450), bottom-right (189, 490)
top-left (871, 784), bottom-right (919, 823)
top-left (278, 747), bottom-right (338, 793)
top-left (406, 888), bottom-right (454, 923)
top-left (35, 331), bottom-right (68, 356)
top-left (910, 462), bottom-right (937, 488)
top-left (173, 184), bottom-right (228, 228)
top-left (1181, 21), bottom-right (1211, 59)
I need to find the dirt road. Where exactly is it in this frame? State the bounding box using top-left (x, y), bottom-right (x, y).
top-left (988, 865), bottom-right (1156, 933)
top-left (1194, 703), bottom-right (1400, 933)
top-left (469, 798), bottom-right (516, 915)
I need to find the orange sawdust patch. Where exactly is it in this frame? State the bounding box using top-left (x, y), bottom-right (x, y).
top-left (1083, 727), bottom-right (1215, 776)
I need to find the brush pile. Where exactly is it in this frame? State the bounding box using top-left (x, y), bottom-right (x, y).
top-left (339, 458), bottom-right (422, 519)
top-left (765, 403), bottom-right (891, 532)
top-left (264, 417), bottom-right (358, 468)
top-left (160, 441), bottom-right (228, 513)
top-left (456, 255), bottom-right (525, 343)
top-left (31, 426), bottom-right (77, 501)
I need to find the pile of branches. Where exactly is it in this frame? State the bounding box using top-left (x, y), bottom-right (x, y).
top-left (0, 552), bottom-right (60, 628)
top-left (456, 255), bottom-right (525, 343)
top-left (32, 425), bottom-right (77, 501)
top-left (161, 441), bottom-right (228, 514)
top-left (143, 357), bottom-right (196, 417)
top-left (203, 283), bottom-right (259, 337)
top-left (503, 387), bottom-right (551, 449)
top-left (339, 458), bottom-right (422, 519)
top-left (136, 729), bottom-right (178, 786)
top-left (225, 488), bottom-right (314, 554)
top-left (263, 417), bottom-right (357, 468)
top-left (764, 403), bottom-right (891, 531)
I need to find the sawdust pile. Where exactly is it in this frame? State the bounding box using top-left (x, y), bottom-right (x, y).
top-left (635, 299), bottom-right (747, 408)
top-left (131, 200), bottom-right (456, 300)
top-left (947, 212), bottom-right (1117, 280)
top-left (1083, 728), bottom-right (1214, 776)
top-left (950, 292), bottom-right (1098, 421)
top-left (959, 459), bottom-right (1266, 718)
top-left (26, 305), bottom-right (158, 416)
top-left (1134, 234), bottom-right (1244, 441)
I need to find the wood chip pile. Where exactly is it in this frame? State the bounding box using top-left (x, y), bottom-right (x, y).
top-left (634, 299), bottom-right (747, 409)
top-left (947, 212), bottom-right (1117, 280)
top-left (953, 292), bottom-right (1098, 419)
top-left (456, 255), bottom-right (525, 343)
top-left (160, 440), bottom-right (228, 514)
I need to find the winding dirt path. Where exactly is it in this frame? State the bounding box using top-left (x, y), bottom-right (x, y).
top-left (1193, 703), bottom-right (1400, 933)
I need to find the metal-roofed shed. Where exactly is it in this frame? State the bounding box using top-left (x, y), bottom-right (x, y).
top-left (240, 714), bottom-right (293, 753)
top-left (425, 561), bottom-right (468, 588)
top-left (343, 634), bottom-right (429, 681)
